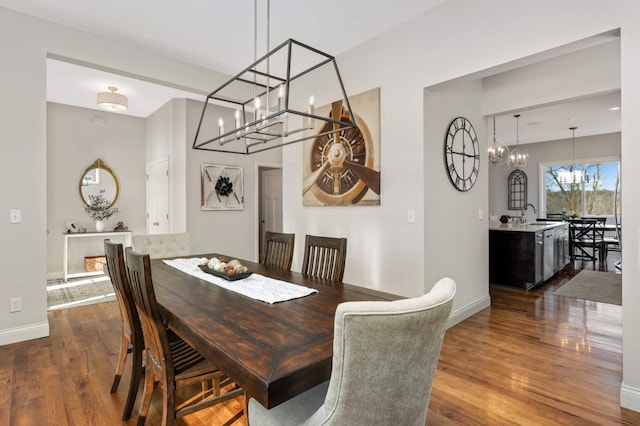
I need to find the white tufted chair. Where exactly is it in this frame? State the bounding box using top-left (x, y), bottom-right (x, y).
top-left (131, 233), bottom-right (190, 259)
top-left (247, 277), bottom-right (456, 426)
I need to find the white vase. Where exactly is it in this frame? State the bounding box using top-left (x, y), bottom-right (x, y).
top-left (95, 220), bottom-right (106, 232)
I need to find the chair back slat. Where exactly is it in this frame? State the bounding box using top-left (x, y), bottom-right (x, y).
top-left (125, 249), bottom-right (174, 379)
top-left (263, 232), bottom-right (295, 271)
top-left (302, 235), bottom-right (347, 282)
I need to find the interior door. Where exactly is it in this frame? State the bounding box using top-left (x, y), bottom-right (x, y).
top-left (146, 158), bottom-right (169, 234)
top-left (259, 168), bottom-right (283, 260)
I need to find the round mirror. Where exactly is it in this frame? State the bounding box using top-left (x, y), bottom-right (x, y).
top-left (79, 159), bottom-right (119, 208)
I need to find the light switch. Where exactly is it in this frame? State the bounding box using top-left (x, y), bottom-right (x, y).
top-left (478, 208), bottom-right (485, 220)
top-left (407, 209), bottom-right (416, 223)
top-left (9, 209), bottom-right (21, 224)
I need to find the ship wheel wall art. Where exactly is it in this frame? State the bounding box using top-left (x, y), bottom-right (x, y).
top-left (303, 88), bottom-right (381, 206)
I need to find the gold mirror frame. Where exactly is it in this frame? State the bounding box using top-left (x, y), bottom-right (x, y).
top-left (79, 159), bottom-right (119, 208)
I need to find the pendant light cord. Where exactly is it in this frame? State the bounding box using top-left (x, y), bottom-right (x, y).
top-left (492, 117), bottom-right (496, 144)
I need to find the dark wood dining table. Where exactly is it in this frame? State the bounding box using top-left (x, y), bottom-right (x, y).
top-left (150, 254), bottom-right (400, 409)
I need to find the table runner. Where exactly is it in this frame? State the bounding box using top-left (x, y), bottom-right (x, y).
top-left (163, 258), bottom-right (317, 304)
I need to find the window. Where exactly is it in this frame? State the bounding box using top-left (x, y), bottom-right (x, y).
top-left (542, 159), bottom-right (620, 218)
top-left (508, 170), bottom-right (527, 210)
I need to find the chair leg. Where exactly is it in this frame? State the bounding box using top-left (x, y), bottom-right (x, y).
top-left (136, 361), bottom-right (155, 426)
top-left (243, 392), bottom-right (248, 421)
top-left (111, 331), bottom-right (130, 393)
top-left (213, 377), bottom-right (221, 396)
top-left (122, 344), bottom-right (143, 420)
top-left (163, 380), bottom-right (177, 426)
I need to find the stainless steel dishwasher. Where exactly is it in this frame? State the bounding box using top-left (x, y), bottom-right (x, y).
top-left (535, 232), bottom-right (543, 285)
top-left (543, 229), bottom-right (554, 281)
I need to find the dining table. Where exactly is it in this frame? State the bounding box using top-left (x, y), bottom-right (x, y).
top-left (150, 253), bottom-right (401, 409)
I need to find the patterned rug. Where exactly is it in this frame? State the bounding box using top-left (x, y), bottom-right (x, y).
top-left (554, 270), bottom-right (622, 306)
top-left (47, 276), bottom-right (116, 311)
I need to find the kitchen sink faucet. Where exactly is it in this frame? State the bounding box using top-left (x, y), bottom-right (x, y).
top-left (520, 203), bottom-right (537, 224)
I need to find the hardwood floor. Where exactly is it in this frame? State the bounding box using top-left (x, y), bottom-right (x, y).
top-left (1, 252), bottom-right (637, 425)
top-left (429, 253), bottom-right (638, 425)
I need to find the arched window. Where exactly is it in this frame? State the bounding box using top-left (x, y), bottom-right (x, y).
top-left (508, 170), bottom-right (527, 210)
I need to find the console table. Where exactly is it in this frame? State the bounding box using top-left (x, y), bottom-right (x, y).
top-left (63, 231), bottom-right (132, 281)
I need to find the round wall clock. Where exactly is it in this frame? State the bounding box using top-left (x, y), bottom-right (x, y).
top-left (444, 116), bottom-right (480, 192)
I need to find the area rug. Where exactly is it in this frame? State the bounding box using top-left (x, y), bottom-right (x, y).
top-left (47, 276), bottom-right (116, 311)
top-left (554, 270), bottom-right (622, 306)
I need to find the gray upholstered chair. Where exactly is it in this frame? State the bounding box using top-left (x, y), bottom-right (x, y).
top-left (247, 277), bottom-right (456, 426)
top-left (131, 233), bottom-right (189, 259)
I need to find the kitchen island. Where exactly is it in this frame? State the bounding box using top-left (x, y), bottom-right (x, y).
top-left (489, 221), bottom-right (569, 290)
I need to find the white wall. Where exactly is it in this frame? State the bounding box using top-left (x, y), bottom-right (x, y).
top-left (47, 102), bottom-right (146, 276)
top-left (282, 0), bottom-right (640, 411)
top-left (483, 40), bottom-right (620, 119)
top-left (0, 8), bottom-right (48, 343)
top-left (489, 133), bottom-right (621, 220)
top-left (0, 6), bottom-right (227, 345)
top-left (424, 80), bottom-right (491, 321)
top-left (185, 99), bottom-right (281, 260)
top-left (619, 10), bottom-right (640, 412)
top-left (146, 99), bottom-right (188, 233)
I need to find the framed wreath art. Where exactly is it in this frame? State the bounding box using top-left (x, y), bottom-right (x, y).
top-left (201, 164), bottom-right (244, 210)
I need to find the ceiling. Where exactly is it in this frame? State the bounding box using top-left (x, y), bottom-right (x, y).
top-left (1, 0), bottom-right (449, 118)
top-left (493, 91), bottom-right (621, 146)
top-left (0, 0), bottom-right (622, 141)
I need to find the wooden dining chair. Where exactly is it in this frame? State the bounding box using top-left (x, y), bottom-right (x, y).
top-left (602, 218), bottom-right (622, 261)
top-left (125, 248), bottom-right (244, 426)
top-left (301, 234), bottom-right (347, 283)
top-left (104, 240), bottom-right (143, 421)
top-left (248, 277), bottom-right (457, 425)
top-left (569, 219), bottom-right (604, 262)
top-left (262, 231), bottom-right (295, 271)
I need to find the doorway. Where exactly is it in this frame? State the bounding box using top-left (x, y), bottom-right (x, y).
top-left (257, 166), bottom-right (283, 262)
top-left (146, 157), bottom-right (170, 234)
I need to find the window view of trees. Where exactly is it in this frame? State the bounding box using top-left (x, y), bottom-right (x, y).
top-left (545, 161), bottom-right (620, 217)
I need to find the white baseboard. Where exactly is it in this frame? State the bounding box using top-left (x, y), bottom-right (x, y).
top-left (621, 382), bottom-right (640, 413)
top-left (47, 271), bottom-right (63, 280)
top-left (0, 321), bottom-right (50, 346)
top-left (447, 294), bottom-right (491, 329)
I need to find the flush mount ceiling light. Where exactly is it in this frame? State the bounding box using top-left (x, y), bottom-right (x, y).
top-left (192, 0), bottom-right (356, 155)
top-left (507, 114), bottom-right (529, 169)
top-left (97, 86), bottom-right (128, 112)
top-left (488, 117), bottom-right (509, 165)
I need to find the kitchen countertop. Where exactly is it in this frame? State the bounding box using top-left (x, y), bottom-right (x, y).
top-left (489, 221), bottom-right (567, 232)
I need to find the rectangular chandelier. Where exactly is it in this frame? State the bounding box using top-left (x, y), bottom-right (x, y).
top-left (192, 39), bottom-right (356, 154)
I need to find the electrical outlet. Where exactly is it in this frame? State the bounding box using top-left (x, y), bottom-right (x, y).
top-left (9, 209), bottom-right (21, 224)
top-left (407, 209), bottom-right (416, 223)
top-left (10, 297), bottom-right (22, 313)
